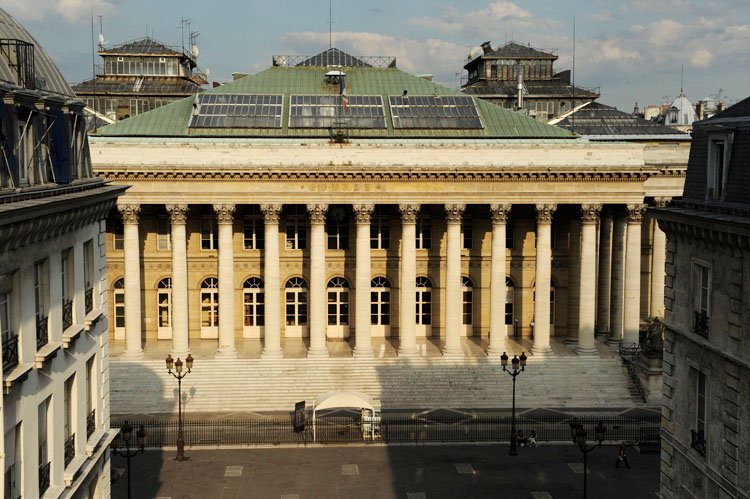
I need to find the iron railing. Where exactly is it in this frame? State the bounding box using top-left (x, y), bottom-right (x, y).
top-left (62, 299), bottom-right (73, 330)
top-left (2, 332), bottom-right (19, 373)
top-left (36, 316), bottom-right (48, 350)
top-left (273, 54), bottom-right (397, 68)
top-left (38, 461), bottom-right (50, 495)
top-left (112, 414), bottom-right (661, 448)
top-left (0, 39), bottom-right (35, 89)
top-left (64, 434), bottom-right (75, 467)
top-left (694, 311), bottom-right (709, 338)
top-left (691, 429), bottom-right (706, 457)
top-left (85, 288), bottom-right (93, 314)
top-left (87, 409), bottom-right (96, 439)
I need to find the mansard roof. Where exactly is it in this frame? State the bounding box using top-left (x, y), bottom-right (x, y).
top-left (99, 37), bottom-right (185, 57)
top-left (484, 41), bottom-right (557, 59)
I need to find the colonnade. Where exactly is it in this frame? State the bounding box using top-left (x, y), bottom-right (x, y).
top-left (116, 201), bottom-right (664, 359)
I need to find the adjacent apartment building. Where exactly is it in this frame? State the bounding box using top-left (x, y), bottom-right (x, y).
top-left (654, 96), bottom-right (750, 499)
top-left (0, 8), bottom-right (124, 498)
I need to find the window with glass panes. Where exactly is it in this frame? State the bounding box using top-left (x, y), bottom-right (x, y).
top-left (285, 277), bottom-right (308, 325)
top-left (462, 277), bottom-right (473, 325)
top-left (370, 277), bottom-right (390, 325)
top-left (34, 260), bottom-right (46, 323)
top-left (243, 216), bottom-right (264, 250)
top-left (327, 214), bottom-right (349, 250)
top-left (327, 278), bottom-right (350, 325)
top-left (157, 278), bottom-right (172, 328)
top-left (506, 220), bottom-right (514, 249)
top-left (462, 220), bottom-right (473, 250)
top-left (113, 217), bottom-right (124, 250)
top-left (61, 249), bottom-right (72, 307)
top-left (157, 217), bottom-right (171, 250)
top-left (286, 216), bottom-right (307, 250)
top-left (416, 276), bottom-right (432, 325)
top-left (201, 218), bottom-right (218, 250)
top-left (113, 279), bottom-right (125, 330)
top-left (694, 262), bottom-right (710, 316)
top-left (370, 216), bottom-right (390, 249)
top-left (243, 278), bottom-right (264, 326)
top-left (201, 278), bottom-right (219, 327)
top-left (505, 277), bottom-right (514, 325)
top-left (416, 217), bottom-right (431, 250)
top-left (694, 368), bottom-right (707, 440)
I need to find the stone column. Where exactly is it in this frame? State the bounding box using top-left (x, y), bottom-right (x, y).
top-left (608, 214), bottom-right (626, 344)
top-left (650, 197), bottom-right (670, 319)
top-left (596, 210), bottom-right (613, 337)
top-left (353, 204), bottom-right (375, 358)
top-left (307, 204), bottom-right (328, 358)
top-left (166, 204), bottom-right (190, 357)
top-left (623, 204), bottom-right (646, 347)
top-left (443, 204), bottom-right (465, 357)
top-left (577, 204), bottom-right (601, 355)
top-left (261, 204), bottom-right (283, 358)
top-left (215, 204), bottom-right (237, 358)
top-left (398, 204), bottom-right (420, 356)
top-left (487, 204), bottom-right (511, 357)
top-left (566, 219), bottom-right (581, 344)
top-left (533, 204), bottom-right (556, 354)
top-left (119, 204), bottom-right (143, 358)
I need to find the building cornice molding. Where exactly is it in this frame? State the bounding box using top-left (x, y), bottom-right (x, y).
top-left (653, 212), bottom-right (750, 251)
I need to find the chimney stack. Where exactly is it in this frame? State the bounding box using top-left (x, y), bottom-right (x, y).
top-left (481, 41), bottom-right (492, 55)
top-left (696, 101), bottom-right (704, 120)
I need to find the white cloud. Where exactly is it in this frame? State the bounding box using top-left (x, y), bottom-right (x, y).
top-left (0, 0), bottom-right (116, 23)
top-left (690, 48), bottom-right (713, 67)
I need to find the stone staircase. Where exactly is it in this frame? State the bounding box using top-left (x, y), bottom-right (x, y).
top-left (109, 356), bottom-right (640, 415)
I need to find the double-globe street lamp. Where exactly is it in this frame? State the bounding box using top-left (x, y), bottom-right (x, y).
top-left (166, 353), bottom-right (193, 461)
top-left (569, 417), bottom-right (607, 499)
top-left (501, 351), bottom-right (527, 456)
top-left (110, 421), bottom-right (147, 499)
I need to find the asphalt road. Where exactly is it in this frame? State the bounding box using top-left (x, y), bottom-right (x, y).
top-left (112, 444), bottom-right (659, 499)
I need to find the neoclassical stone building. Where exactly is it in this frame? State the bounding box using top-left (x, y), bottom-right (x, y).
top-left (90, 48), bottom-right (687, 360)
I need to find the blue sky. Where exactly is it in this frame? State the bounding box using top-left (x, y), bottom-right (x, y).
top-left (3, 0), bottom-right (749, 110)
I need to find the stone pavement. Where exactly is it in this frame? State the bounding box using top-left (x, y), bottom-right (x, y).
top-left (111, 444), bottom-right (660, 499)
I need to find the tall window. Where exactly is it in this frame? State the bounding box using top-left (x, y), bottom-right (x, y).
top-left (505, 277), bottom-right (515, 332)
top-left (243, 277), bottom-right (265, 327)
top-left (327, 208), bottom-right (349, 250)
top-left (86, 356), bottom-right (95, 436)
top-left (157, 217), bottom-right (171, 251)
top-left (64, 375), bottom-right (75, 466)
top-left (17, 121), bottom-right (29, 183)
top-left (157, 278), bottom-right (172, 331)
top-left (695, 368), bottom-right (707, 439)
top-left (370, 214), bottom-right (390, 250)
top-left (416, 217), bottom-right (431, 250)
top-left (113, 279), bottom-right (125, 336)
top-left (243, 212), bottom-right (264, 250)
top-left (4, 423), bottom-right (21, 499)
top-left (462, 277), bottom-right (473, 326)
top-left (83, 239), bottom-right (94, 313)
top-left (34, 260), bottom-right (48, 349)
top-left (462, 221), bottom-right (473, 250)
top-left (286, 212), bottom-right (307, 250)
top-left (113, 217), bottom-right (124, 251)
top-left (506, 220), bottom-right (514, 249)
top-left (708, 138), bottom-right (729, 200)
top-left (416, 276), bottom-right (432, 325)
top-left (327, 277), bottom-right (349, 326)
top-left (200, 278), bottom-right (219, 329)
top-left (370, 277), bottom-right (391, 326)
top-left (1, 287), bottom-right (18, 374)
top-left (285, 278), bottom-right (308, 326)
top-left (201, 218), bottom-right (218, 250)
top-left (693, 262), bottom-right (710, 316)
top-left (61, 249), bottom-right (73, 329)
top-left (38, 397), bottom-right (50, 495)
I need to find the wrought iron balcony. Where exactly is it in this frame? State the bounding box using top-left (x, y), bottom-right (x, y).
top-left (691, 429), bottom-right (706, 457)
top-left (38, 461), bottom-right (50, 495)
top-left (85, 287), bottom-right (93, 314)
top-left (62, 299), bottom-right (73, 330)
top-left (2, 332), bottom-right (19, 373)
top-left (64, 433), bottom-right (76, 467)
top-left (36, 316), bottom-right (48, 350)
top-left (87, 409), bottom-right (96, 439)
top-left (694, 311), bottom-right (709, 338)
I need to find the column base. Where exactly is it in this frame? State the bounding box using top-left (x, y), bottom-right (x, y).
top-left (606, 338), bottom-right (622, 347)
top-left (575, 344), bottom-right (599, 355)
top-left (353, 346), bottom-right (374, 359)
top-left (216, 348), bottom-right (238, 359)
top-left (486, 345), bottom-right (507, 357)
top-left (564, 337), bottom-right (579, 345)
top-left (170, 350), bottom-right (191, 360)
top-left (261, 347), bottom-right (284, 359)
top-left (398, 345), bottom-right (419, 357)
top-left (531, 344), bottom-right (551, 356)
top-left (306, 347), bottom-right (329, 358)
top-left (595, 329), bottom-right (610, 339)
top-left (442, 345), bottom-right (464, 358)
top-left (121, 349), bottom-right (144, 360)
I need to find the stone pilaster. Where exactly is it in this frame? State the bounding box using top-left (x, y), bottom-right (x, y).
top-left (487, 204), bottom-right (511, 356)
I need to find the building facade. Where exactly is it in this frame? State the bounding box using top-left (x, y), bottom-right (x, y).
top-left (90, 49), bottom-right (686, 362)
top-left (0, 8), bottom-right (124, 498)
top-left (655, 97), bottom-right (750, 499)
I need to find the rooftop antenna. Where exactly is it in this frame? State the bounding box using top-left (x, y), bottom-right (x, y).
top-left (97, 15), bottom-right (106, 49)
top-left (329, 0), bottom-right (333, 48)
top-left (680, 64), bottom-right (684, 94)
top-left (571, 12), bottom-right (576, 134)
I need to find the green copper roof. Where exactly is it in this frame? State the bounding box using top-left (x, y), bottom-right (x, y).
top-left (93, 65), bottom-right (572, 139)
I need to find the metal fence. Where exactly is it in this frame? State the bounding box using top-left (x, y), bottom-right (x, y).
top-left (112, 414), bottom-right (660, 448)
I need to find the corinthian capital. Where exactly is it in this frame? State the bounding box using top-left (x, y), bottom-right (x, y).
top-left (653, 197), bottom-right (672, 208)
top-left (580, 204), bottom-right (602, 224)
top-left (626, 203), bottom-right (647, 223)
top-left (118, 203), bottom-right (141, 224)
top-left (166, 204), bottom-right (189, 225)
top-left (444, 204), bottom-right (465, 225)
top-left (307, 204), bottom-right (328, 224)
top-left (490, 203), bottom-right (512, 224)
top-left (213, 204), bottom-right (236, 224)
top-left (260, 204), bottom-right (282, 223)
top-left (399, 204), bottom-right (420, 224)
top-left (535, 203), bottom-right (557, 224)
top-left (352, 204), bottom-right (374, 224)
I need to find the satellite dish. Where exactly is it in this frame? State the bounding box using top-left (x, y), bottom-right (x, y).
top-left (190, 44), bottom-right (200, 59)
top-left (98, 33), bottom-right (108, 48)
top-left (276, 56), bottom-right (286, 66)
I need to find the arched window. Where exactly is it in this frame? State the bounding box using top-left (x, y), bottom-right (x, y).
top-left (505, 277), bottom-right (515, 333)
top-left (243, 277), bottom-right (264, 338)
top-left (462, 276), bottom-right (473, 327)
top-left (157, 278), bottom-right (172, 338)
top-left (113, 278), bottom-right (125, 338)
top-left (371, 277), bottom-right (390, 327)
top-left (200, 278), bottom-right (219, 338)
top-left (285, 277), bottom-right (308, 328)
top-left (416, 277), bottom-right (432, 332)
top-left (327, 277), bottom-right (349, 326)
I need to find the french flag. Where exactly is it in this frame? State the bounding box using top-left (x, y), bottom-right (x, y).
top-left (339, 74), bottom-right (348, 111)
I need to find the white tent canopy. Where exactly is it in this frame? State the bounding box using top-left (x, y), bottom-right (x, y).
top-left (313, 391), bottom-right (373, 415)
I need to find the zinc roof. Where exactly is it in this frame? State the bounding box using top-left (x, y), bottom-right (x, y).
top-left (554, 102), bottom-right (688, 137)
top-left (94, 63), bottom-right (572, 139)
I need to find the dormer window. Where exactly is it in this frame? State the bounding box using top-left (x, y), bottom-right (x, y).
top-left (707, 134), bottom-right (731, 201)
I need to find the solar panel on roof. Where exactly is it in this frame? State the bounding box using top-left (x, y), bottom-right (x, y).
top-left (288, 95), bottom-right (386, 128)
top-left (188, 93), bottom-right (283, 128)
top-left (389, 95), bottom-right (483, 129)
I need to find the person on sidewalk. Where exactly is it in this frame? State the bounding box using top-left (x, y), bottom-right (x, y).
top-left (615, 441), bottom-right (631, 468)
top-left (528, 429), bottom-right (537, 447)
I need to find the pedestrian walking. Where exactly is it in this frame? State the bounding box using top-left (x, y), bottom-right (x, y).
top-left (615, 441), bottom-right (631, 468)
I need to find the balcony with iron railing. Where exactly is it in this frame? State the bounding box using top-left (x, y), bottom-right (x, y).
top-left (87, 409), bottom-right (96, 439)
top-left (694, 311), bottom-right (709, 338)
top-left (38, 461), bottom-right (50, 495)
top-left (691, 429), bottom-right (706, 457)
top-left (64, 434), bottom-right (76, 468)
top-left (2, 332), bottom-right (19, 373)
top-left (85, 287), bottom-right (93, 315)
top-left (62, 299), bottom-right (73, 330)
top-left (36, 316), bottom-right (48, 350)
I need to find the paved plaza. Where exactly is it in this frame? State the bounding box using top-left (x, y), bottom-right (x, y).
top-left (112, 444), bottom-right (659, 499)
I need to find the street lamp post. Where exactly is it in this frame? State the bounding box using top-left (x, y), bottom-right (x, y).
top-left (110, 421), bottom-right (147, 499)
top-left (166, 353), bottom-right (193, 461)
top-left (501, 351), bottom-right (527, 456)
top-left (569, 418), bottom-right (607, 499)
